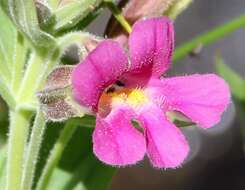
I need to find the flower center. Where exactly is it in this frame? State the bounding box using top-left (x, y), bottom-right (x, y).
top-left (98, 87), bottom-right (149, 115)
top-left (127, 89), bottom-right (149, 106)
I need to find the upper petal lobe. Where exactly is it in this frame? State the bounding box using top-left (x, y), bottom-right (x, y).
top-left (128, 17), bottom-right (174, 77)
top-left (72, 40), bottom-right (128, 110)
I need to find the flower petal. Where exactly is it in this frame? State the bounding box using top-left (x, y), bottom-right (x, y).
top-left (71, 40), bottom-right (128, 111)
top-left (128, 17), bottom-right (174, 77)
top-left (147, 74), bottom-right (230, 128)
top-left (138, 104), bottom-right (189, 168)
top-left (93, 106), bottom-right (146, 166)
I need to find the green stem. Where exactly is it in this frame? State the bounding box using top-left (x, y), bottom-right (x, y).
top-left (17, 52), bottom-right (44, 102)
top-left (57, 32), bottom-right (100, 51)
top-left (104, 0), bottom-right (132, 33)
top-left (6, 110), bottom-right (31, 190)
top-left (17, 48), bottom-right (60, 104)
top-left (21, 110), bottom-right (46, 190)
top-left (36, 120), bottom-right (79, 190)
top-left (173, 14), bottom-right (245, 62)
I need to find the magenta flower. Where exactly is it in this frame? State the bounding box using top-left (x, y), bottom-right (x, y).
top-left (71, 17), bottom-right (230, 168)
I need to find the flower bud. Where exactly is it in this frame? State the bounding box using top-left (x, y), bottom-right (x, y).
top-left (37, 66), bottom-right (89, 121)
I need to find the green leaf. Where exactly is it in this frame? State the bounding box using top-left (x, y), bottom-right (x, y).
top-left (11, 33), bottom-right (28, 92)
top-left (52, 0), bottom-right (103, 31)
top-left (0, 8), bottom-right (28, 109)
top-left (0, 7), bottom-right (16, 81)
top-left (173, 14), bottom-right (245, 62)
top-left (0, 0), bottom-right (55, 49)
top-left (215, 54), bottom-right (245, 100)
top-left (35, 123), bottom-right (115, 190)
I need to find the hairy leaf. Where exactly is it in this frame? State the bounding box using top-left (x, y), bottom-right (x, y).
top-left (0, 0), bottom-right (55, 49)
top-left (52, 0), bottom-right (103, 31)
top-left (0, 7), bottom-right (16, 81)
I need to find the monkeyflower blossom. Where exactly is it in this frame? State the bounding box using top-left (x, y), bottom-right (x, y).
top-left (71, 17), bottom-right (230, 168)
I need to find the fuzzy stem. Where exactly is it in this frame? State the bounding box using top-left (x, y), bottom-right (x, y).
top-left (57, 32), bottom-right (100, 51)
top-left (104, 0), bottom-right (132, 33)
top-left (17, 48), bottom-right (60, 105)
top-left (6, 45), bottom-right (59, 190)
top-left (20, 110), bottom-right (46, 190)
top-left (6, 110), bottom-right (31, 190)
top-left (17, 52), bottom-right (44, 102)
top-left (36, 120), bottom-right (78, 190)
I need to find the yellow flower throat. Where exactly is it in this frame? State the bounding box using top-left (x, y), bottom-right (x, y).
top-left (99, 88), bottom-right (149, 109)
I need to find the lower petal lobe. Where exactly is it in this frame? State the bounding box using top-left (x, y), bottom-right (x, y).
top-left (138, 104), bottom-right (189, 168)
top-left (93, 106), bottom-right (146, 166)
top-left (147, 74), bottom-right (230, 128)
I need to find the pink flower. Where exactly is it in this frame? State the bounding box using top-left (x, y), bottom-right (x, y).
top-left (71, 17), bottom-right (230, 168)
